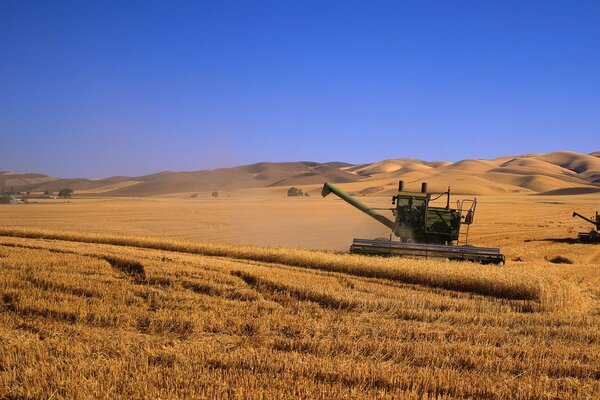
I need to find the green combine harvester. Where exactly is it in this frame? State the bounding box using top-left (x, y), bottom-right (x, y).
top-left (321, 181), bottom-right (505, 264)
top-left (572, 211), bottom-right (600, 243)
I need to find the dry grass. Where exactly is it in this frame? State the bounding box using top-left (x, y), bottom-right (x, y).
top-left (0, 230), bottom-right (599, 399)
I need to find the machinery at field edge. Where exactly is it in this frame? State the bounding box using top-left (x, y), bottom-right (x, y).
top-left (321, 181), bottom-right (505, 264)
top-left (572, 211), bottom-right (600, 243)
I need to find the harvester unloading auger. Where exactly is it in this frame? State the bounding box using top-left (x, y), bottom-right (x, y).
top-left (321, 181), bottom-right (505, 264)
top-left (572, 211), bottom-right (600, 243)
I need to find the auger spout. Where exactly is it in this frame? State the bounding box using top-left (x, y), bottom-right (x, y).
top-left (321, 183), bottom-right (396, 231)
top-left (572, 212), bottom-right (600, 229)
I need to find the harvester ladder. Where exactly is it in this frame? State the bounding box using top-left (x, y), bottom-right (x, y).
top-left (456, 199), bottom-right (477, 246)
top-left (458, 223), bottom-right (471, 246)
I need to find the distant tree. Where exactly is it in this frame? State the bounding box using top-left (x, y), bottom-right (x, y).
top-left (190, 193), bottom-right (199, 198)
top-left (0, 195), bottom-right (10, 204)
top-left (304, 192), bottom-right (310, 197)
top-left (212, 191), bottom-right (219, 198)
top-left (58, 188), bottom-right (74, 198)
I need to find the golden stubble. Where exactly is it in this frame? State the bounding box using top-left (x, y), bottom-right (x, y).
top-left (0, 226), bottom-right (599, 399)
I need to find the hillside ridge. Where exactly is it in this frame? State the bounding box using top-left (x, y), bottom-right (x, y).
top-left (2, 151), bottom-right (599, 196)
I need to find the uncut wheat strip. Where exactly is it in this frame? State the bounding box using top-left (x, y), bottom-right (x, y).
top-left (0, 227), bottom-right (572, 306)
top-left (0, 237), bottom-right (583, 317)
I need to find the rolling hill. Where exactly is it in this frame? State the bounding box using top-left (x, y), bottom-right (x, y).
top-left (2, 151), bottom-right (600, 196)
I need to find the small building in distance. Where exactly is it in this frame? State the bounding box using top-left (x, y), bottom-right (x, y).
top-left (287, 187), bottom-right (310, 197)
top-left (0, 195), bottom-right (26, 204)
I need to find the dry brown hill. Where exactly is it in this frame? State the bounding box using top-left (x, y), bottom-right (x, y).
top-left (0, 172), bottom-right (55, 192)
top-left (4, 151), bottom-right (600, 196)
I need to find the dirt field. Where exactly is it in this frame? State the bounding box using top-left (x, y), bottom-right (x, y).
top-left (0, 192), bottom-right (599, 398)
top-left (1, 192), bottom-right (599, 255)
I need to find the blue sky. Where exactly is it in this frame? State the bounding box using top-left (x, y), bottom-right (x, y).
top-left (1, 1), bottom-right (599, 177)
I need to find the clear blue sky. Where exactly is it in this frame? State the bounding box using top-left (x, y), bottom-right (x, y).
top-left (1, 1), bottom-right (599, 178)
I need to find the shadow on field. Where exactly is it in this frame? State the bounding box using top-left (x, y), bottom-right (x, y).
top-left (103, 256), bottom-right (146, 281)
top-left (525, 238), bottom-right (579, 244)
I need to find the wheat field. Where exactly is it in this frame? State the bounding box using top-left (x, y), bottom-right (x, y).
top-left (0, 194), bottom-right (599, 398)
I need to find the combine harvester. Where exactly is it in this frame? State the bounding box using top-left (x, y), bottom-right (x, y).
top-left (321, 181), bottom-right (505, 264)
top-left (572, 211), bottom-right (600, 243)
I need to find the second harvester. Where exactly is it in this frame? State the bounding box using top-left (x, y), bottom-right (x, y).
top-left (572, 211), bottom-right (600, 242)
top-left (321, 181), bottom-right (504, 264)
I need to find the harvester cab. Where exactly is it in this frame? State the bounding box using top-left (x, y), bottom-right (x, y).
top-left (390, 181), bottom-right (461, 245)
top-left (321, 180), bottom-right (504, 264)
top-left (572, 211), bottom-right (600, 243)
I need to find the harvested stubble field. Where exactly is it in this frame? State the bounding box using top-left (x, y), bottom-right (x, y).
top-left (0, 194), bottom-right (599, 399)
